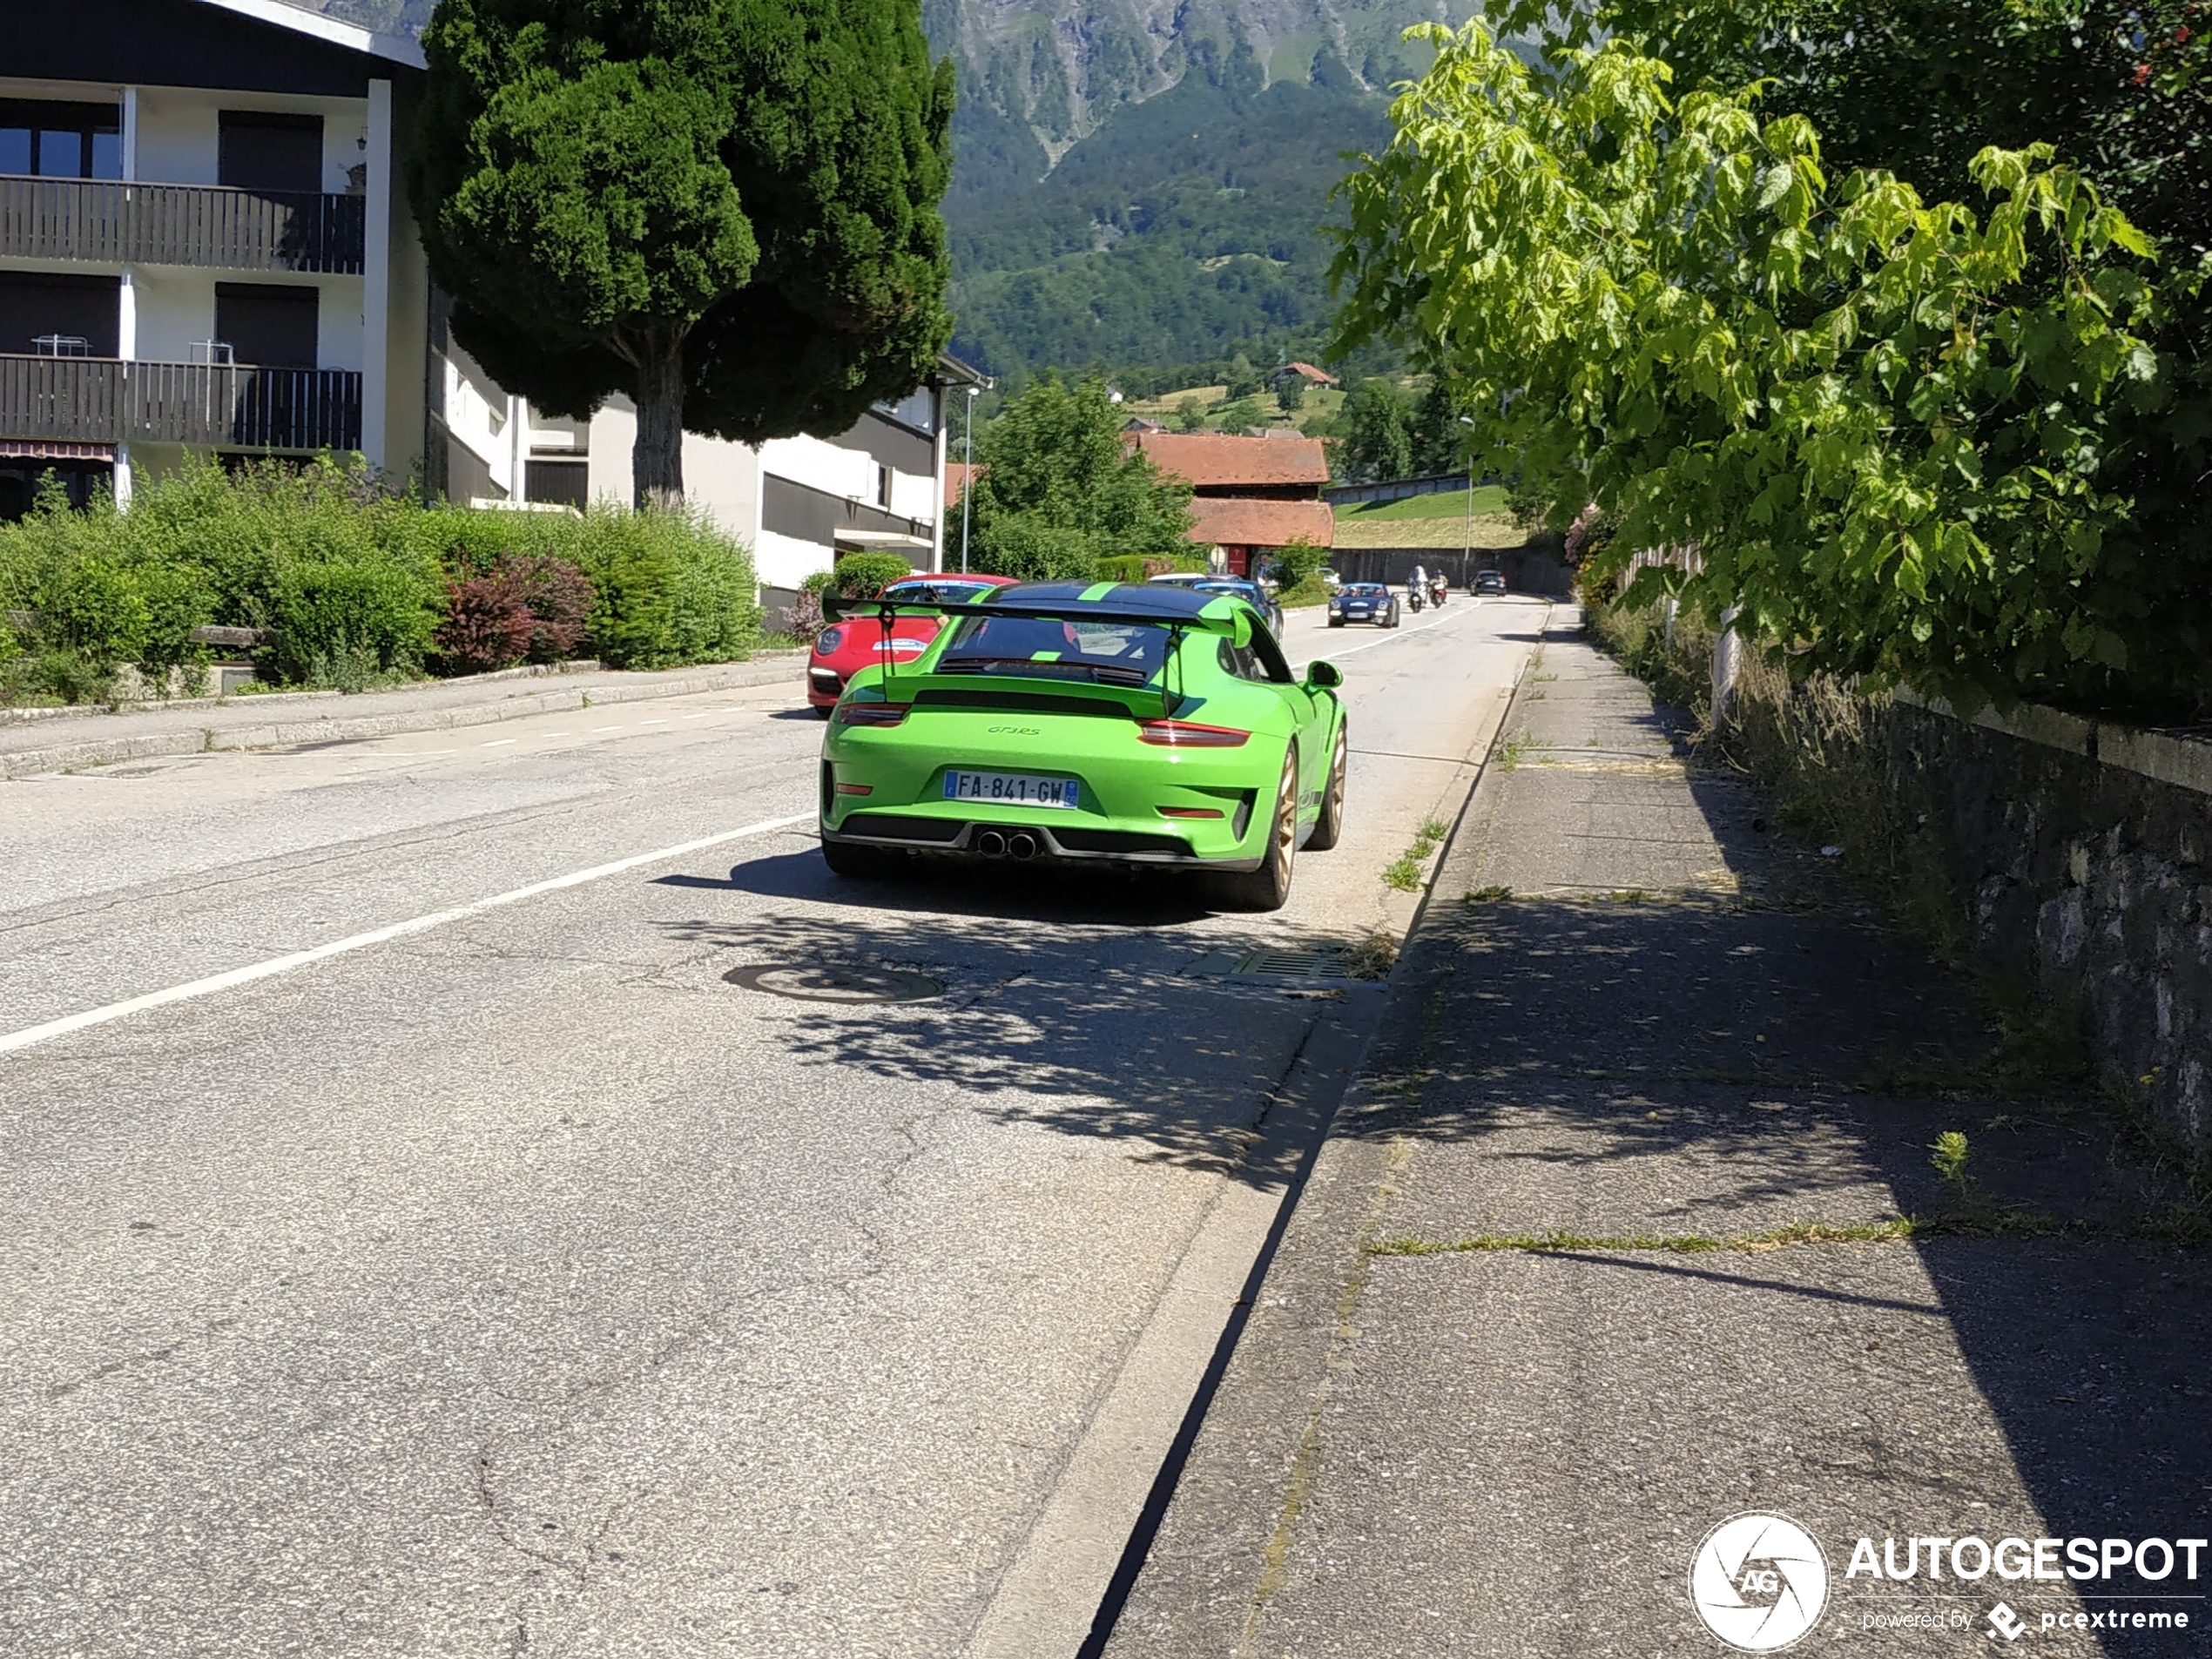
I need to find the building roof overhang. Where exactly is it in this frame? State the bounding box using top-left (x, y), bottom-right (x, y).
top-left (192, 0), bottom-right (427, 70)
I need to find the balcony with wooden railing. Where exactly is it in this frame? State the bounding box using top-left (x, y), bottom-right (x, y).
top-left (0, 355), bottom-right (363, 451)
top-left (0, 176), bottom-right (366, 274)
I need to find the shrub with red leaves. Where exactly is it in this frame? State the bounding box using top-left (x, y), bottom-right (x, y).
top-left (509, 555), bottom-right (594, 662)
top-left (435, 556), bottom-right (595, 674)
top-left (436, 570), bottom-right (536, 673)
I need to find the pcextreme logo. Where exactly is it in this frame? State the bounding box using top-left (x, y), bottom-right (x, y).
top-left (1689, 1513), bottom-right (1831, 1652)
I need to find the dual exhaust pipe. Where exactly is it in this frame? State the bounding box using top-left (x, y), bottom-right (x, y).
top-left (974, 829), bottom-right (1040, 860)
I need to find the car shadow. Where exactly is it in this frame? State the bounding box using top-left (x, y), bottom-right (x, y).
top-left (657, 846), bottom-right (1224, 924)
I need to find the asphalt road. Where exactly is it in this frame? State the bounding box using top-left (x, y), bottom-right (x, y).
top-left (0, 594), bottom-right (1546, 1658)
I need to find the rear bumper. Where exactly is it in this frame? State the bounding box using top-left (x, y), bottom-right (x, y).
top-left (820, 813), bottom-right (1265, 871)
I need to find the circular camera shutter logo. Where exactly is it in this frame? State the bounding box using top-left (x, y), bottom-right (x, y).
top-left (1689, 1512), bottom-right (1830, 1651)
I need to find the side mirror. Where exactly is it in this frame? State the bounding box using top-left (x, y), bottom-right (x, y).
top-left (1306, 660), bottom-right (1343, 691)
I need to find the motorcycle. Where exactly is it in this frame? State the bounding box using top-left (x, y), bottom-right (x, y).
top-left (1430, 579), bottom-right (1448, 607)
top-left (1405, 583), bottom-right (1426, 614)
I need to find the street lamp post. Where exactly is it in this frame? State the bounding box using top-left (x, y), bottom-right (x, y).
top-left (959, 382), bottom-right (984, 574)
top-left (1458, 414), bottom-right (1477, 577)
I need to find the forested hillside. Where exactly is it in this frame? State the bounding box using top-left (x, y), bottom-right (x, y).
top-left (943, 60), bottom-right (1395, 374)
top-left (300, 0), bottom-right (1439, 374)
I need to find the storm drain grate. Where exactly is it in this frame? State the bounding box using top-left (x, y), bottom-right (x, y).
top-left (724, 963), bottom-right (944, 1003)
top-left (1232, 947), bottom-right (1359, 981)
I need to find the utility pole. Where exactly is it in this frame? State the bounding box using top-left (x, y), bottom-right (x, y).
top-left (959, 381), bottom-right (984, 574)
top-left (1459, 414), bottom-right (1477, 579)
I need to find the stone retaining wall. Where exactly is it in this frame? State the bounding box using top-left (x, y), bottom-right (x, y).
top-left (1892, 691), bottom-right (2211, 1144)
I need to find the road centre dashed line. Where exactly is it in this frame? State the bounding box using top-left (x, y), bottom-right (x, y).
top-left (482, 738), bottom-right (516, 747)
top-left (0, 812), bottom-right (813, 1059)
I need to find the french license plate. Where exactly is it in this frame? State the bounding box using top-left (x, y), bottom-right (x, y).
top-left (944, 771), bottom-right (1081, 809)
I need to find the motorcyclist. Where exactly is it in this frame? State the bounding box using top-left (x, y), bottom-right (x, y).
top-left (1431, 573), bottom-right (1448, 606)
top-left (1406, 563), bottom-right (1426, 613)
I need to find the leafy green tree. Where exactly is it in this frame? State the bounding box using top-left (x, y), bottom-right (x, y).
top-left (1337, 379), bottom-right (1415, 482)
top-left (1210, 397), bottom-right (1268, 432)
top-left (1275, 374), bottom-right (1306, 414)
top-left (1173, 396), bottom-right (1207, 433)
top-left (1332, 19), bottom-right (2203, 716)
top-left (408, 0), bottom-right (955, 509)
top-left (1224, 354), bottom-right (1264, 398)
top-left (1491, 0), bottom-right (2212, 251)
top-left (1409, 379), bottom-right (1483, 476)
top-left (968, 378), bottom-right (1194, 580)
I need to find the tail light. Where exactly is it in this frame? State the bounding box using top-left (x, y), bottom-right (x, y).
top-left (1157, 806), bottom-right (1225, 819)
top-left (834, 701), bottom-right (911, 727)
top-left (1136, 720), bottom-right (1250, 747)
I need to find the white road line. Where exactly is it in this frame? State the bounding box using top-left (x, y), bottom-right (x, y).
top-left (683, 712), bottom-right (711, 719)
top-left (590, 725), bottom-right (625, 733)
top-left (482, 738), bottom-right (516, 747)
top-left (638, 718), bottom-right (668, 726)
top-left (1288, 600), bottom-right (1476, 671)
top-left (541, 731), bottom-right (570, 738)
top-left (0, 813), bottom-right (813, 1060)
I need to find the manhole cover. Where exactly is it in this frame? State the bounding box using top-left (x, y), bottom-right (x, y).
top-left (723, 963), bottom-right (943, 1003)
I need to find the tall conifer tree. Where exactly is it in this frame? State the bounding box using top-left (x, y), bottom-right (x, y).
top-left (408, 0), bottom-right (954, 508)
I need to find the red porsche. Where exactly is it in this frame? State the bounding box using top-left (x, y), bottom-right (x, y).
top-left (806, 573), bottom-right (1020, 715)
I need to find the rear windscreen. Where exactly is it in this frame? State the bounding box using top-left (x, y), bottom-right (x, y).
top-left (939, 615), bottom-right (1170, 683)
top-left (886, 581), bottom-right (1001, 605)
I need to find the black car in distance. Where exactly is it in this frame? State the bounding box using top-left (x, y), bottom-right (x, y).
top-left (1474, 570), bottom-right (1507, 596)
top-left (1328, 583), bottom-right (1401, 628)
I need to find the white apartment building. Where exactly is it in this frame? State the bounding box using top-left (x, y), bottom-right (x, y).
top-left (3, 0), bottom-right (968, 604)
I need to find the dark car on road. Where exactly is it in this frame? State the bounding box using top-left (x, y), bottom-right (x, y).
top-left (1148, 573), bottom-right (1285, 642)
top-left (1328, 583), bottom-right (1400, 628)
top-left (1474, 570), bottom-right (1507, 596)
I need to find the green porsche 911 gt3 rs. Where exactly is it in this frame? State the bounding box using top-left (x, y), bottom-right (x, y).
top-left (818, 580), bottom-right (1346, 910)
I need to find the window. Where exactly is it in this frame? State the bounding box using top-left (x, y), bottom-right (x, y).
top-left (941, 616), bottom-right (1169, 685)
top-left (1217, 629), bottom-right (1293, 685)
top-left (218, 111), bottom-right (324, 194)
top-left (873, 387), bottom-right (937, 435)
top-left (214, 283), bottom-right (319, 368)
top-left (876, 464), bottom-right (894, 508)
top-left (0, 100), bottom-right (122, 181)
top-left (0, 273), bottom-right (121, 357)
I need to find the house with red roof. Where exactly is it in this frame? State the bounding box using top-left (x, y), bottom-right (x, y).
top-left (1129, 431), bottom-right (1334, 577)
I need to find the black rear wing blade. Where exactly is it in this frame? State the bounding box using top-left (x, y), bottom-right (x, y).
top-left (821, 590), bottom-right (1249, 638)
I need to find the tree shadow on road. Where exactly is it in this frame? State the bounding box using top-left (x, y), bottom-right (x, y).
top-left (650, 895), bottom-right (1364, 1184)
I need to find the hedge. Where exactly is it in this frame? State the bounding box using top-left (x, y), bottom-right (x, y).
top-left (0, 455), bottom-right (762, 703)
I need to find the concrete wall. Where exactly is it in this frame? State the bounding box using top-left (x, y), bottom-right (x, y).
top-left (1888, 694), bottom-right (2212, 1146)
top-left (1331, 540), bottom-right (1574, 595)
top-left (132, 85), bottom-right (368, 192)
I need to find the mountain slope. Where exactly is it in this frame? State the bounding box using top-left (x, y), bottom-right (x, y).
top-left (300, 0), bottom-right (1437, 373)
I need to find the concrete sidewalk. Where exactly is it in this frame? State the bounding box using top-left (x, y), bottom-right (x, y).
top-left (1104, 612), bottom-right (2212, 1657)
top-left (0, 650), bottom-right (806, 779)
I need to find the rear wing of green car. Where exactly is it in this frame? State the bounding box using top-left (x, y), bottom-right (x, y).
top-left (820, 590), bottom-right (1258, 644)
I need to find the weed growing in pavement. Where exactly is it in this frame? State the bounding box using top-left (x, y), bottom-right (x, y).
top-left (1366, 1203), bottom-right (2212, 1256)
top-left (1495, 731), bottom-right (1532, 770)
top-left (1345, 930), bottom-right (1399, 980)
top-left (1383, 818), bottom-right (1452, 892)
top-left (1931, 1130), bottom-right (1975, 1201)
top-left (1465, 885), bottom-right (1514, 903)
